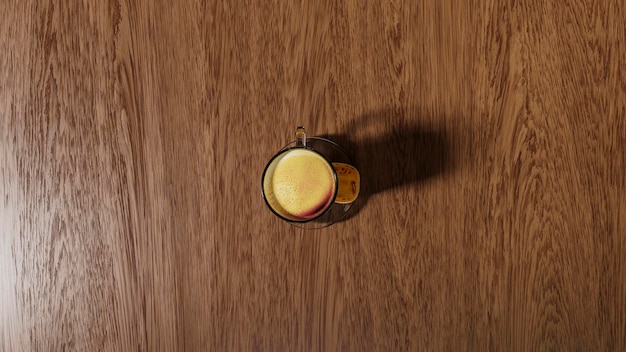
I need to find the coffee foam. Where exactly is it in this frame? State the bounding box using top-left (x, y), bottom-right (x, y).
top-left (264, 149), bottom-right (335, 220)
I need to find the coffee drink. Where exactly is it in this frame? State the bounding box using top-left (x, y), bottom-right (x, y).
top-left (263, 149), bottom-right (336, 221)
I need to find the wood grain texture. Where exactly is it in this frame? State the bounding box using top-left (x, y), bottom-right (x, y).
top-left (2, 0), bottom-right (625, 351)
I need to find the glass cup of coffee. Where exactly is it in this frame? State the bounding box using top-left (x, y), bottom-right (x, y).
top-left (262, 126), bottom-right (360, 225)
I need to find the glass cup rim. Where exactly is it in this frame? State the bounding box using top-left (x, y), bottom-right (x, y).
top-left (261, 147), bottom-right (339, 223)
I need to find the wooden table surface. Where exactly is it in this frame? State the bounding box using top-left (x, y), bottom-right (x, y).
top-left (2, 0), bottom-right (625, 351)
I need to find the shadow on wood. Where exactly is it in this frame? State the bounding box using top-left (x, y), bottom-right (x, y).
top-left (320, 109), bottom-right (459, 222)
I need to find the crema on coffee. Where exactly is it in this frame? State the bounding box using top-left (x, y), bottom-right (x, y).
top-left (263, 149), bottom-right (336, 221)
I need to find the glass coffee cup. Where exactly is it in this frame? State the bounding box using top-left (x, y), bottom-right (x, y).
top-left (261, 127), bottom-right (360, 227)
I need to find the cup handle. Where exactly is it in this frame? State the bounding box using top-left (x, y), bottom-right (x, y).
top-left (295, 126), bottom-right (306, 148)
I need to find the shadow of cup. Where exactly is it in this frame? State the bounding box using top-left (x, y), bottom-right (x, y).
top-left (319, 118), bottom-right (456, 222)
